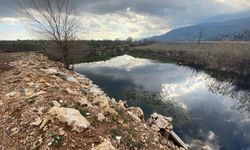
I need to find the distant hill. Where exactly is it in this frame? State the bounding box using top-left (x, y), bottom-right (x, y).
top-left (149, 17), bottom-right (250, 41)
top-left (214, 29), bottom-right (250, 41)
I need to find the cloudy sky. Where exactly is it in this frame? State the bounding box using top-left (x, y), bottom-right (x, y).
top-left (1, 0), bottom-right (250, 40)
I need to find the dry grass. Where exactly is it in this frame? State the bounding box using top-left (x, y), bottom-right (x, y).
top-left (132, 41), bottom-right (250, 76)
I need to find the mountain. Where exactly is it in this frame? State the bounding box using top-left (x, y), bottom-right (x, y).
top-left (213, 29), bottom-right (250, 41)
top-left (150, 17), bottom-right (250, 41)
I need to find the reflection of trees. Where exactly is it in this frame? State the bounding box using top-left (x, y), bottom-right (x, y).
top-left (193, 69), bottom-right (250, 113)
top-left (123, 90), bottom-right (189, 127)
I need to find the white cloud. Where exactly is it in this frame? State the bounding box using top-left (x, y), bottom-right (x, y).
top-left (75, 54), bottom-right (152, 71)
top-left (0, 26), bottom-right (30, 40)
top-left (208, 131), bottom-right (217, 141)
top-left (0, 17), bottom-right (30, 40)
top-left (79, 11), bottom-right (170, 40)
top-left (0, 17), bottom-right (24, 25)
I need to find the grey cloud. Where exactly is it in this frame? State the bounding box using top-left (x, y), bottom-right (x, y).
top-left (1, 0), bottom-right (250, 27)
top-left (1, 0), bottom-right (250, 40)
top-left (0, 0), bottom-right (20, 17)
top-left (75, 0), bottom-right (250, 27)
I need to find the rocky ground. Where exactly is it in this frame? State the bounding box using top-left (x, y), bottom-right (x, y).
top-left (0, 52), bottom-right (188, 150)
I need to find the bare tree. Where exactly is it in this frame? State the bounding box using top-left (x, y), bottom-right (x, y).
top-left (20, 0), bottom-right (80, 69)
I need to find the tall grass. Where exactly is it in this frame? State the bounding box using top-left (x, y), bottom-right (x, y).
top-left (132, 41), bottom-right (250, 76)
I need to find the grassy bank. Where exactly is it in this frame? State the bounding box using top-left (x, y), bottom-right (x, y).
top-left (72, 55), bottom-right (114, 64)
top-left (131, 41), bottom-right (250, 76)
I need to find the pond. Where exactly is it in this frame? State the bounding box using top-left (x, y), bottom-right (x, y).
top-left (75, 55), bottom-right (250, 150)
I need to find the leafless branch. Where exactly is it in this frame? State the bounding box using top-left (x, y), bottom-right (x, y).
top-left (19, 0), bottom-right (80, 69)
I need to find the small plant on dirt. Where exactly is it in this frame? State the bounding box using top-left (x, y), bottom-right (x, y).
top-left (114, 108), bottom-right (129, 123)
top-left (79, 109), bottom-right (88, 117)
top-left (123, 135), bottom-right (144, 149)
top-left (91, 116), bottom-right (99, 127)
top-left (115, 108), bottom-right (124, 116)
top-left (49, 132), bottom-right (64, 147)
top-left (26, 95), bottom-right (38, 103)
top-left (32, 145), bottom-right (41, 150)
top-left (75, 107), bottom-right (88, 117)
top-left (110, 128), bottom-right (121, 138)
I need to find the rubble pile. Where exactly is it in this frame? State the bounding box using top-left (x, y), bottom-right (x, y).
top-left (0, 52), bottom-right (188, 150)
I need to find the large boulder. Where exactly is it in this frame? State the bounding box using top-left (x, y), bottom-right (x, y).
top-left (41, 106), bottom-right (90, 132)
top-left (148, 113), bottom-right (173, 132)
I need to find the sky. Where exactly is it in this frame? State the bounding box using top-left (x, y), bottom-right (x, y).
top-left (1, 0), bottom-right (250, 40)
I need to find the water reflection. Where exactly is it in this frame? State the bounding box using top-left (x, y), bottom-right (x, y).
top-left (208, 80), bottom-right (250, 113)
top-left (124, 90), bottom-right (189, 127)
top-left (75, 55), bottom-right (250, 150)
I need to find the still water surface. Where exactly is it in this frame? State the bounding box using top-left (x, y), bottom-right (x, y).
top-left (75, 55), bottom-right (250, 150)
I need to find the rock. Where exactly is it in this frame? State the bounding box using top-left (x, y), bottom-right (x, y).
top-left (97, 113), bottom-right (105, 121)
top-left (13, 70), bottom-right (21, 75)
top-left (90, 86), bottom-right (103, 95)
top-left (23, 77), bottom-right (31, 82)
top-left (27, 82), bottom-right (34, 87)
top-left (98, 97), bottom-right (117, 115)
top-left (11, 127), bottom-right (19, 133)
top-left (117, 119), bottom-right (123, 125)
top-left (59, 128), bottom-right (65, 135)
top-left (128, 107), bottom-right (144, 119)
top-left (30, 117), bottom-right (42, 126)
top-left (52, 101), bottom-right (61, 107)
top-left (41, 106), bottom-right (90, 132)
top-left (127, 107), bottom-right (144, 123)
top-left (66, 88), bottom-right (79, 95)
top-left (77, 97), bottom-right (92, 107)
top-left (91, 139), bottom-right (116, 150)
top-left (128, 111), bottom-right (141, 123)
top-left (24, 89), bottom-right (35, 97)
top-left (36, 90), bottom-right (46, 95)
top-left (117, 100), bottom-right (127, 110)
top-left (148, 113), bottom-right (173, 132)
top-left (66, 76), bottom-right (78, 83)
top-left (57, 71), bottom-right (67, 79)
top-left (37, 107), bottom-right (45, 115)
top-left (111, 98), bottom-right (116, 103)
top-left (42, 68), bottom-right (58, 75)
top-left (5, 92), bottom-right (18, 97)
top-left (10, 127), bottom-right (19, 135)
top-left (115, 136), bottom-right (122, 144)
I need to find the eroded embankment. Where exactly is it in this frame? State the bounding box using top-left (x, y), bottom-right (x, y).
top-left (0, 52), bottom-right (187, 150)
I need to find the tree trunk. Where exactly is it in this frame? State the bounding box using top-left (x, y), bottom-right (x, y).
top-left (60, 41), bottom-right (70, 69)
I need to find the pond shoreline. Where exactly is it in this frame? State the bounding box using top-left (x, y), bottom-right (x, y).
top-left (76, 54), bottom-right (250, 150)
top-left (0, 52), bottom-right (188, 150)
top-left (130, 42), bottom-right (250, 77)
top-left (127, 48), bottom-right (250, 85)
